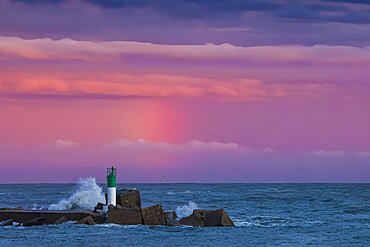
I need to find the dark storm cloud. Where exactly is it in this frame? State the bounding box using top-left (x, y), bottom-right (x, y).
top-left (324, 0), bottom-right (370, 4)
top-left (2, 0), bottom-right (370, 46)
top-left (83, 0), bottom-right (370, 24)
top-left (10, 0), bottom-right (370, 24)
top-left (13, 0), bottom-right (63, 4)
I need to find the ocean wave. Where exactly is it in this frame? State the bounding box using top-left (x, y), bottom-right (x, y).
top-left (233, 215), bottom-right (325, 227)
top-left (167, 190), bottom-right (193, 195)
top-left (254, 188), bottom-right (292, 193)
top-left (95, 224), bottom-right (142, 229)
top-left (48, 177), bottom-right (105, 211)
top-left (29, 203), bottom-right (46, 210)
top-left (175, 202), bottom-right (198, 218)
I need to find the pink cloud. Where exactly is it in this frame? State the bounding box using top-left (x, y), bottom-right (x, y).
top-left (105, 139), bottom-right (247, 153)
top-left (52, 139), bottom-right (80, 149)
top-left (0, 70), bottom-right (333, 100)
top-left (1, 36), bottom-right (370, 65)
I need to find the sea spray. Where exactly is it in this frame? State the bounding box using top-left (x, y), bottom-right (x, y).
top-left (175, 202), bottom-right (198, 218)
top-left (48, 177), bottom-right (105, 211)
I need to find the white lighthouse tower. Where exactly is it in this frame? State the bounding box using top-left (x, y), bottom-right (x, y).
top-left (106, 166), bottom-right (117, 207)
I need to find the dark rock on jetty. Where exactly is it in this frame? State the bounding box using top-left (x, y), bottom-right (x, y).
top-left (117, 189), bottom-right (142, 209)
top-left (0, 219), bottom-right (13, 226)
top-left (164, 211), bottom-right (181, 226)
top-left (141, 204), bottom-right (167, 226)
top-left (108, 207), bottom-right (142, 225)
top-left (105, 189), bottom-right (142, 210)
top-left (93, 202), bottom-right (104, 213)
top-left (54, 216), bottom-right (68, 225)
top-left (179, 209), bottom-right (235, 227)
top-left (0, 209), bottom-right (103, 225)
top-left (23, 217), bottom-right (46, 227)
top-left (165, 217), bottom-right (182, 226)
top-left (75, 216), bottom-right (95, 225)
top-left (164, 211), bottom-right (177, 220)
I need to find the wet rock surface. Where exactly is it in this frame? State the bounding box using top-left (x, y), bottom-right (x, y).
top-left (116, 189), bottom-right (142, 209)
top-left (0, 219), bottom-right (13, 226)
top-left (179, 209), bottom-right (235, 227)
top-left (23, 217), bottom-right (46, 227)
top-left (141, 204), bottom-right (167, 226)
top-left (165, 217), bottom-right (182, 226)
top-left (0, 210), bottom-right (101, 224)
top-left (75, 216), bottom-right (95, 225)
top-left (108, 207), bottom-right (142, 225)
top-left (164, 211), bottom-right (178, 220)
top-left (93, 202), bottom-right (104, 213)
top-left (54, 216), bottom-right (68, 225)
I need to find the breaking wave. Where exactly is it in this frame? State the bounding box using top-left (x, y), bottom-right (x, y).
top-left (232, 215), bottom-right (325, 227)
top-left (175, 202), bottom-right (198, 218)
top-left (48, 177), bottom-right (105, 211)
top-left (167, 190), bottom-right (192, 195)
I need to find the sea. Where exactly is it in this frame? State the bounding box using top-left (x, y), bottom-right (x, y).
top-left (0, 178), bottom-right (369, 246)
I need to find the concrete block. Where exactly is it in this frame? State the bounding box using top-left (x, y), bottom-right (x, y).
top-left (0, 219), bottom-right (13, 226)
top-left (108, 207), bottom-right (142, 225)
top-left (141, 204), bottom-right (166, 226)
top-left (54, 216), bottom-right (68, 224)
top-left (164, 211), bottom-right (178, 220)
top-left (94, 202), bottom-right (104, 213)
top-left (23, 217), bottom-right (46, 227)
top-left (165, 218), bottom-right (182, 226)
top-left (179, 209), bottom-right (235, 227)
top-left (75, 216), bottom-right (95, 225)
top-left (116, 189), bottom-right (142, 209)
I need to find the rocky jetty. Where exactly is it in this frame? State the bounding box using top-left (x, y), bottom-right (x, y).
top-left (0, 189), bottom-right (235, 227)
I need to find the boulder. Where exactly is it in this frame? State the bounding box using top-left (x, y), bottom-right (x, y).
top-left (94, 202), bottom-right (104, 213)
top-left (179, 209), bottom-right (235, 227)
top-left (0, 210), bottom-right (100, 224)
top-left (116, 189), bottom-right (142, 209)
top-left (141, 204), bottom-right (166, 226)
top-left (164, 211), bottom-right (177, 220)
top-left (75, 216), bottom-right (95, 225)
top-left (0, 219), bottom-right (13, 226)
top-left (178, 212), bottom-right (204, 227)
top-left (108, 207), bottom-right (142, 225)
top-left (165, 218), bottom-right (182, 226)
top-left (54, 216), bottom-right (68, 225)
top-left (115, 204), bottom-right (122, 210)
top-left (91, 214), bottom-right (106, 224)
top-left (23, 217), bottom-right (46, 227)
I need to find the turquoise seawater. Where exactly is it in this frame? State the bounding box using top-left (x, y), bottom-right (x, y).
top-left (0, 183), bottom-right (369, 246)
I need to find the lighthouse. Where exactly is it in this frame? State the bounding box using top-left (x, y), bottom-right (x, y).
top-left (106, 167), bottom-right (117, 207)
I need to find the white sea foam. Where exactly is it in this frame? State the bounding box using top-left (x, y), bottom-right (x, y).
top-left (48, 177), bottom-right (105, 211)
top-left (175, 202), bottom-right (198, 218)
top-left (232, 215), bottom-right (320, 228)
top-left (167, 190), bottom-right (193, 195)
top-left (30, 203), bottom-right (45, 210)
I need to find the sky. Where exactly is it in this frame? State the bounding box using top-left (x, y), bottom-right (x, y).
top-left (0, 0), bottom-right (369, 183)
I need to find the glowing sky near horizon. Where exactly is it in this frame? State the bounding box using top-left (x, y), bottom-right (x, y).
top-left (0, 0), bottom-right (369, 183)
